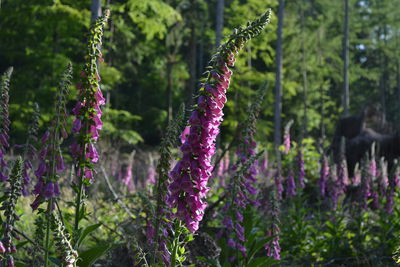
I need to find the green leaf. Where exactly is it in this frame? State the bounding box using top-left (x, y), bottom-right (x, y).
top-left (246, 256), bottom-right (277, 267)
top-left (77, 223), bottom-right (101, 247)
top-left (77, 244), bottom-right (121, 267)
top-left (16, 241), bottom-right (29, 249)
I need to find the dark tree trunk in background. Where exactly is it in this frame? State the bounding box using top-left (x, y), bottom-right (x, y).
top-left (380, 25), bottom-right (388, 122)
top-left (166, 60), bottom-right (173, 123)
top-left (397, 42), bottom-right (400, 122)
top-left (342, 0), bottom-right (350, 116)
top-left (187, 0), bottom-right (197, 107)
top-left (274, 0), bottom-right (284, 150)
top-left (215, 0), bottom-right (224, 48)
top-left (91, 0), bottom-right (102, 22)
top-left (300, 5), bottom-right (308, 141)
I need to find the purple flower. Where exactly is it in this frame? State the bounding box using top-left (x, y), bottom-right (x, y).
top-left (0, 133), bottom-right (9, 148)
top-left (265, 237), bottom-right (281, 260)
top-left (147, 164), bottom-right (156, 185)
top-left (72, 118), bottom-right (82, 133)
top-left (122, 162), bottom-right (134, 191)
top-left (86, 143), bottom-right (99, 163)
top-left (34, 161), bottom-right (47, 177)
top-left (167, 55), bottom-right (233, 232)
top-left (56, 154), bottom-right (65, 172)
top-left (297, 149), bottom-right (305, 188)
top-left (180, 126), bottom-right (190, 144)
top-left (319, 156), bottom-right (329, 196)
top-left (44, 182), bottom-right (55, 200)
top-left (286, 171), bottom-right (296, 197)
top-left (227, 238), bottom-right (236, 248)
top-left (0, 241), bottom-right (5, 253)
top-left (275, 171), bottom-right (284, 201)
top-left (41, 131), bottom-right (50, 143)
top-left (283, 132), bottom-right (290, 154)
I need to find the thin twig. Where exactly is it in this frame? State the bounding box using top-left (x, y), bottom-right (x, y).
top-left (13, 228), bottom-right (46, 252)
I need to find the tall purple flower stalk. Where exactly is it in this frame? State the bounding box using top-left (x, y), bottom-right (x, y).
top-left (328, 164), bottom-right (342, 209)
top-left (150, 105), bottom-right (186, 265)
top-left (0, 67), bottom-right (13, 182)
top-left (167, 11), bottom-right (271, 233)
top-left (360, 157), bottom-right (372, 210)
top-left (71, 10), bottom-right (109, 233)
top-left (219, 89), bottom-right (265, 258)
top-left (71, 10), bottom-right (109, 184)
top-left (31, 64), bottom-right (72, 211)
top-left (386, 160), bottom-right (400, 213)
top-left (319, 155), bottom-right (330, 196)
top-left (18, 103), bottom-right (40, 196)
top-left (282, 120), bottom-right (293, 155)
top-left (220, 152), bottom-right (262, 259)
top-left (286, 169), bottom-right (296, 197)
top-left (265, 189), bottom-right (281, 260)
top-left (378, 157), bottom-right (388, 197)
top-left (122, 160), bottom-right (134, 191)
top-left (296, 147), bottom-right (305, 189)
top-left (259, 152), bottom-right (268, 173)
top-left (274, 166), bottom-right (284, 201)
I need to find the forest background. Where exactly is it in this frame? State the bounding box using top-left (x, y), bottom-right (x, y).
top-left (2, 0), bottom-right (399, 149)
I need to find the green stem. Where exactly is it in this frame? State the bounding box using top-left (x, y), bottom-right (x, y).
top-left (170, 220), bottom-right (182, 267)
top-left (74, 174), bottom-right (84, 236)
top-left (44, 199), bottom-right (53, 267)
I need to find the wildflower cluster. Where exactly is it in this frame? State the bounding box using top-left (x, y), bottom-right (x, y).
top-left (1, 158), bottom-right (23, 267)
top-left (0, 67), bottom-right (13, 182)
top-left (31, 64), bottom-right (72, 210)
top-left (168, 10), bottom-right (271, 233)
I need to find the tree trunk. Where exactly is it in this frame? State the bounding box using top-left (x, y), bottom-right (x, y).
top-left (187, 0), bottom-right (197, 107)
top-left (300, 5), bottom-right (308, 141)
top-left (215, 0), bottom-right (224, 48)
top-left (342, 0), bottom-right (350, 115)
top-left (274, 0), bottom-right (285, 150)
top-left (91, 0), bottom-right (102, 22)
top-left (166, 60), bottom-right (173, 123)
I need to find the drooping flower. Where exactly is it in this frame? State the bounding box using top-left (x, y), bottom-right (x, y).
top-left (167, 11), bottom-right (271, 233)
